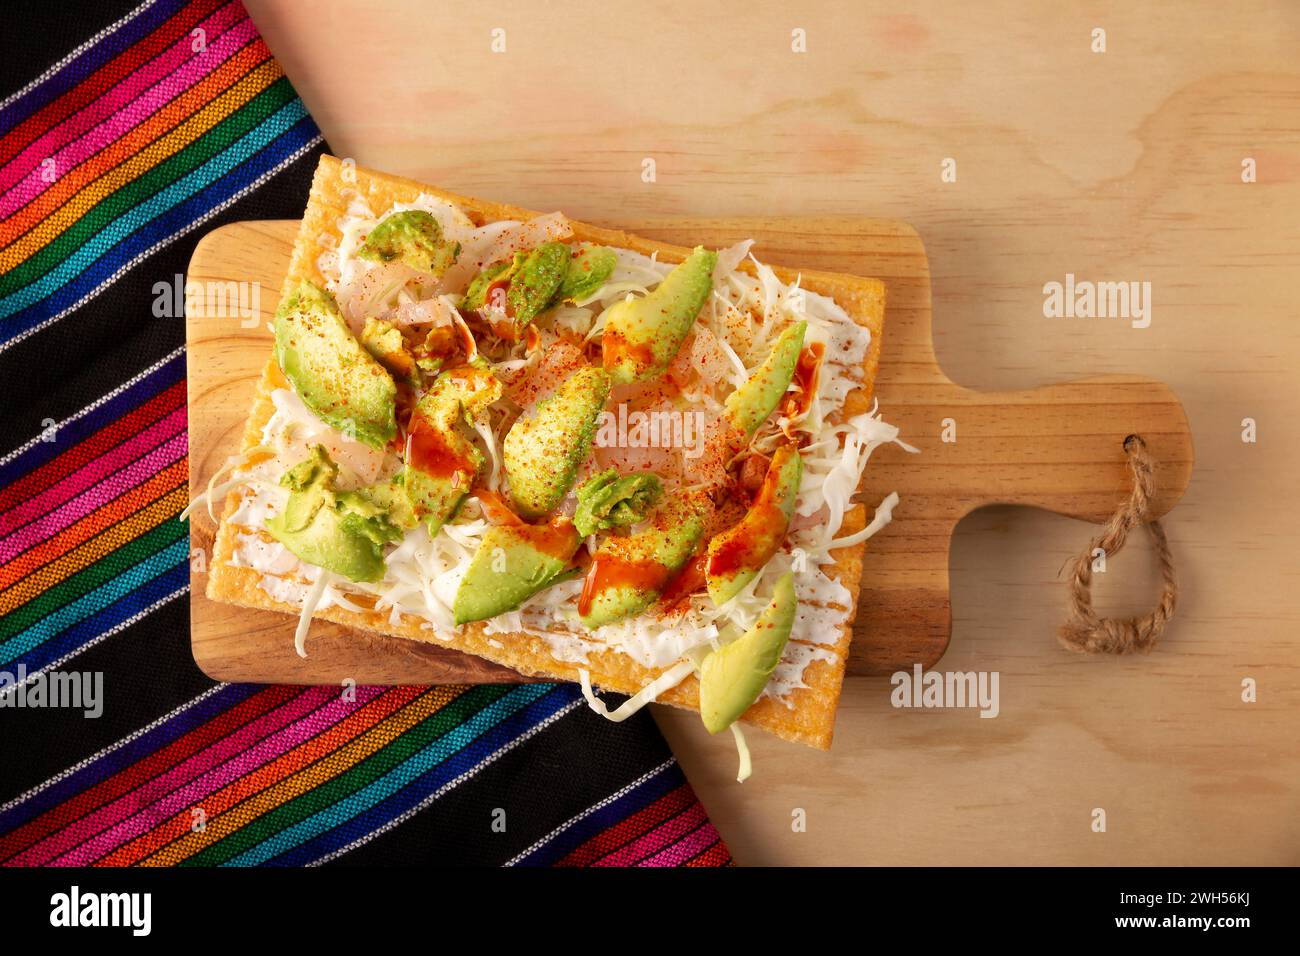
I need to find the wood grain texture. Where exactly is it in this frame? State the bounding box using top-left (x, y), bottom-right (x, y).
top-left (185, 217), bottom-right (1191, 686)
top-left (232, 0), bottom-right (1300, 864)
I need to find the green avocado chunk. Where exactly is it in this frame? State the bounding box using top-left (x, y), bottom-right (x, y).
top-left (506, 241), bottom-right (571, 327)
top-left (273, 281), bottom-right (397, 449)
top-left (460, 253), bottom-right (524, 311)
top-left (706, 444), bottom-right (802, 605)
top-left (403, 365), bottom-right (503, 535)
top-left (265, 445), bottom-right (403, 583)
top-left (578, 494), bottom-right (707, 629)
top-left (357, 472), bottom-right (418, 531)
top-left (698, 571), bottom-right (797, 734)
top-left (452, 519), bottom-right (582, 624)
top-left (359, 317), bottom-right (418, 385)
top-left (503, 365), bottom-right (610, 520)
top-left (558, 244), bottom-right (617, 303)
top-left (601, 246), bottom-right (717, 385)
top-left (723, 321), bottom-right (806, 438)
top-left (357, 210), bottom-right (460, 278)
top-left (573, 469), bottom-right (663, 538)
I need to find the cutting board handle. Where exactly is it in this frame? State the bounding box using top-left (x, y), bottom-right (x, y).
top-left (934, 374), bottom-right (1193, 524)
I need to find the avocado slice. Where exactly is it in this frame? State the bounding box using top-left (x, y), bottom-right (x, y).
top-left (452, 519), bottom-right (582, 624)
top-left (461, 253), bottom-right (525, 311)
top-left (265, 445), bottom-right (403, 583)
top-left (503, 365), bottom-right (610, 520)
top-left (506, 241), bottom-right (570, 327)
top-left (706, 444), bottom-right (802, 605)
top-left (558, 243), bottom-right (617, 303)
top-left (459, 242), bottom-right (571, 330)
top-left (404, 364), bottom-right (503, 534)
top-left (573, 469), bottom-right (663, 538)
top-left (359, 317), bottom-right (418, 385)
top-left (722, 321), bottom-right (806, 438)
top-left (357, 472), bottom-right (418, 531)
top-left (273, 281), bottom-right (397, 449)
top-left (698, 571), bottom-right (797, 734)
top-left (578, 494), bottom-right (706, 629)
top-left (361, 319), bottom-right (457, 388)
top-left (601, 246), bottom-right (717, 385)
top-left (357, 210), bottom-right (459, 278)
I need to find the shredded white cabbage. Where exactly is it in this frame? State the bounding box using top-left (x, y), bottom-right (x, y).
top-left (295, 571), bottom-right (331, 658)
top-left (473, 419), bottom-right (502, 491)
top-left (713, 329), bottom-right (749, 385)
top-left (450, 304), bottom-right (478, 363)
top-left (830, 491), bottom-right (900, 550)
top-left (731, 724), bottom-right (752, 783)
top-left (578, 661), bottom-right (695, 722)
top-left (179, 445), bottom-right (273, 524)
top-left (713, 239), bottom-right (754, 281)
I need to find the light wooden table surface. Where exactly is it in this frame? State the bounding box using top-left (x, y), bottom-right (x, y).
top-left (244, 0), bottom-right (1300, 865)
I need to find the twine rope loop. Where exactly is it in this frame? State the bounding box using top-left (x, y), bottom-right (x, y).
top-left (1059, 434), bottom-right (1178, 654)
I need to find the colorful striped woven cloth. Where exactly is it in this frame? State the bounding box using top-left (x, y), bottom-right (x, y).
top-left (0, 0), bottom-right (731, 867)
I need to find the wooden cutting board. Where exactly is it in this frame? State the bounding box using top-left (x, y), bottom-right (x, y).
top-left (185, 217), bottom-right (1193, 684)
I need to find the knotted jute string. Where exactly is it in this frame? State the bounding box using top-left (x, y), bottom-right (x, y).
top-left (1058, 434), bottom-right (1178, 654)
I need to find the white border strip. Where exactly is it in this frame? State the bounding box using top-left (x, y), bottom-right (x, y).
top-left (0, 0), bottom-right (159, 113)
top-left (0, 677), bottom-right (227, 815)
top-left (0, 344), bottom-right (185, 467)
top-left (503, 757), bottom-right (677, 867)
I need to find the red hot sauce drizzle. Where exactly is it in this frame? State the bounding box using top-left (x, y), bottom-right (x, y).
top-left (704, 446), bottom-right (794, 580)
top-left (517, 518), bottom-right (582, 562)
top-left (406, 421), bottom-right (470, 483)
top-left (656, 550), bottom-right (707, 613)
top-left (601, 328), bottom-right (657, 381)
top-left (471, 488), bottom-right (524, 526)
top-left (471, 488), bottom-right (579, 560)
top-left (704, 505), bottom-right (782, 580)
top-left (787, 341), bottom-right (825, 421)
top-left (577, 551), bottom-right (670, 619)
